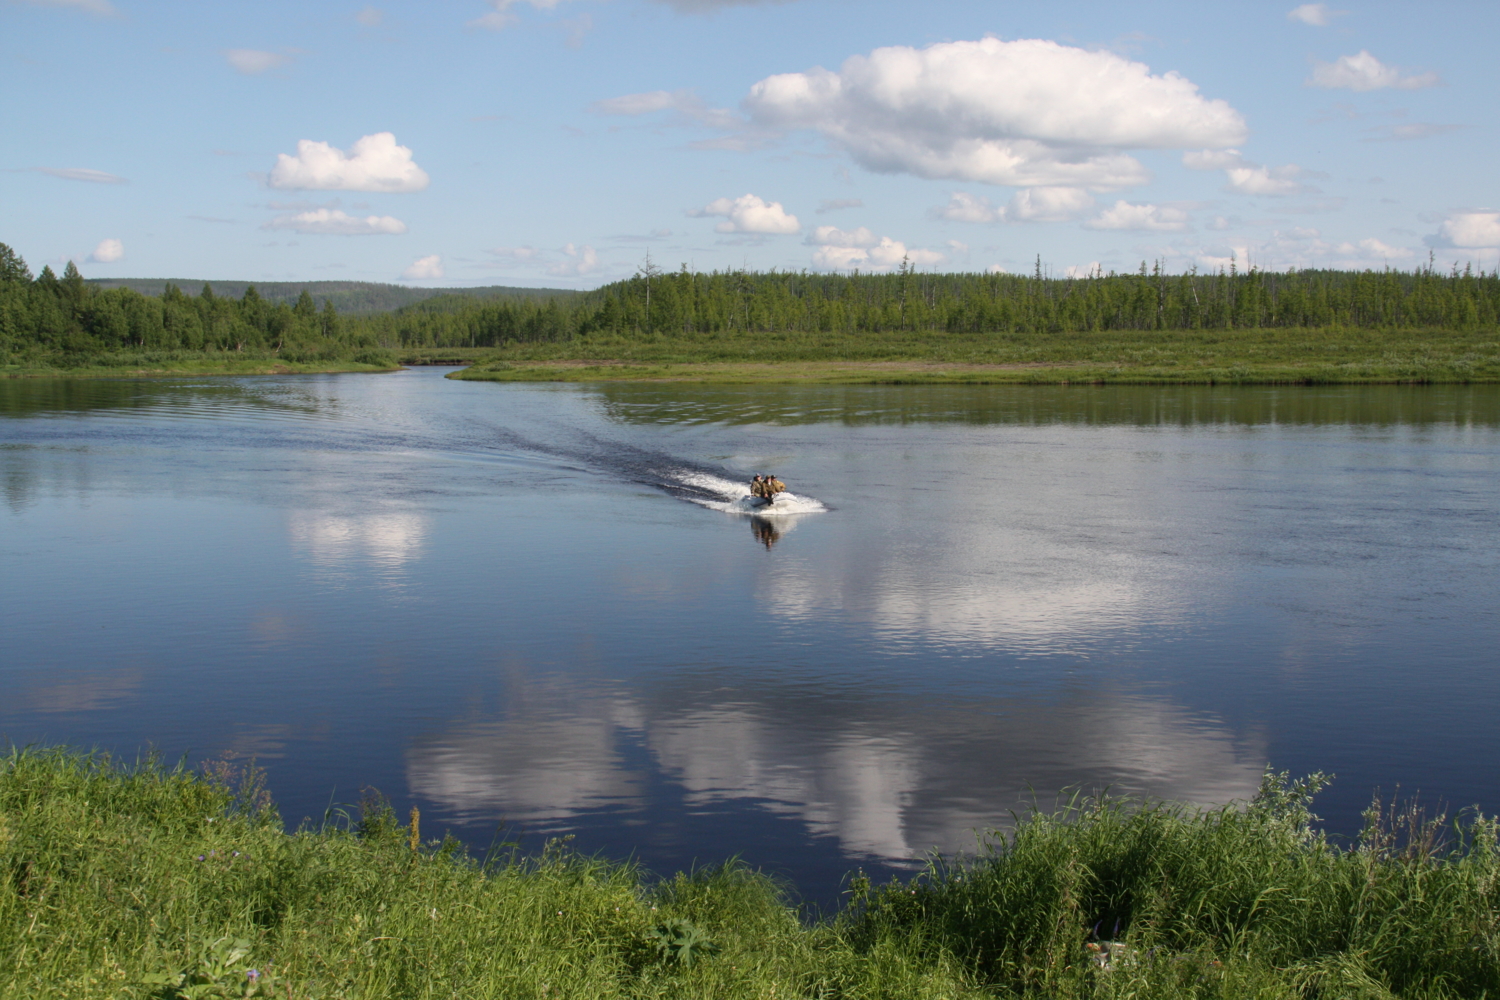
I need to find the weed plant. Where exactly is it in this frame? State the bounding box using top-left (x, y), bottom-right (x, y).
top-left (3, 747), bottom-right (1498, 999)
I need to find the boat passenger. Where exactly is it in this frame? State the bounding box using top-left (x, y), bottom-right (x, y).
top-left (750, 475), bottom-right (765, 499)
top-left (766, 475), bottom-right (786, 498)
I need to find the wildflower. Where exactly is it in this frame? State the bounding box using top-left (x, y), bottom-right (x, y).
top-left (197, 855), bottom-right (205, 862)
top-left (247, 969), bottom-right (259, 981)
top-left (232, 851), bottom-right (241, 857)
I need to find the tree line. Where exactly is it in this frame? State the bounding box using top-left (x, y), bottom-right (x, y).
top-left (4, 240), bottom-right (1498, 362)
top-left (0, 245), bottom-right (381, 363)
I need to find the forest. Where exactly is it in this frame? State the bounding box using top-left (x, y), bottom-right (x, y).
top-left (3, 240), bottom-right (1499, 376)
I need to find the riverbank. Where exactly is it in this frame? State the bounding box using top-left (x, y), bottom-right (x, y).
top-left (445, 326), bottom-right (1500, 384)
top-left (4, 747), bottom-right (1497, 999)
top-left (0, 353), bottom-right (400, 379)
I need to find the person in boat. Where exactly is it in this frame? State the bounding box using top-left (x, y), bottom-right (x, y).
top-left (765, 474), bottom-right (786, 499)
top-left (750, 474), bottom-right (766, 501)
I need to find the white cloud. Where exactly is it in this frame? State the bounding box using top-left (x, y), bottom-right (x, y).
top-left (935, 187), bottom-right (1093, 224)
top-left (15, 0), bottom-right (116, 15)
top-left (1333, 237), bottom-right (1412, 261)
top-left (87, 239), bottom-right (123, 263)
top-left (402, 255), bottom-right (444, 280)
top-left (937, 192), bottom-right (998, 224)
top-left (468, 0), bottom-right (577, 31)
top-left (810, 234), bottom-right (943, 271)
top-left (655, 0), bottom-right (796, 9)
top-left (225, 49), bottom-right (292, 75)
top-left (262, 209), bottom-right (408, 235)
top-left (268, 133), bottom-right (430, 193)
top-left (1085, 201), bottom-right (1190, 232)
top-left (591, 89), bottom-right (739, 128)
top-left (1430, 212), bottom-right (1500, 249)
top-left (489, 246), bottom-right (541, 260)
top-left (1065, 262), bottom-right (1102, 279)
top-left (1287, 4), bottom-right (1345, 26)
top-left (745, 37), bottom-right (1246, 189)
top-left (36, 167), bottom-right (127, 184)
top-left (1182, 148), bottom-right (1245, 170)
top-left (987, 264), bottom-right (1007, 274)
top-left (1224, 164), bottom-right (1310, 196)
top-left (1007, 186), bottom-right (1094, 222)
top-left (547, 243), bottom-right (600, 276)
top-left (805, 226), bottom-right (880, 251)
top-left (1309, 51), bottom-right (1440, 92)
top-left (355, 6), bottom-right (384, 26)
top-left (689, 193), bottom-right (800, 234)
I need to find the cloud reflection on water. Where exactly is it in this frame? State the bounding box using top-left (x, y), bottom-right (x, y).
top-left (405, 677), bottom-right (1264, 865)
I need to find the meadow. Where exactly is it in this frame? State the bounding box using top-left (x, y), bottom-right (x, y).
top-left (4, 747), bottom-right (1498, 999)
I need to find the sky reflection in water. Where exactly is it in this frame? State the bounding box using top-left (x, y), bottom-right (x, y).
top-left (2, 372), bottom-right (1497, 900)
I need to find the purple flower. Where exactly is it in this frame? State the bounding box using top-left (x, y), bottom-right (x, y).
top-left (197, 855), bottom-right (206, 862)
top-left (247, 968), bottom-right (259, 981)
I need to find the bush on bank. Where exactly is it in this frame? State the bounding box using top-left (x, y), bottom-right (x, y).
top-left (2, 746), bottom-right (1497, 999)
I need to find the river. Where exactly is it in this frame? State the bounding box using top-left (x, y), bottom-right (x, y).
top-left (3, 369), bottom-right (1497, 904)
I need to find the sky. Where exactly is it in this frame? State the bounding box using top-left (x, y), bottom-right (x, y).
top-left (3, 0), bottom-right (1497, 288)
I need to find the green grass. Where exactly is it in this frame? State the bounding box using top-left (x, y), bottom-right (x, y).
top-left (446, 326), bottom-right (1500, 384)
top-left (0, 349), bottom-right (401, 379)
top-left (4, 748), bottom-right (1498, 999)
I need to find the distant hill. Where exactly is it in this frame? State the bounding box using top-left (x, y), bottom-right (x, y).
top-left (84, 278), bottom-right (583, 315)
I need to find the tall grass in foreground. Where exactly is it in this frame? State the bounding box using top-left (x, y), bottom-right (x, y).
top-left (3, 747), bottom-right (1498, 999)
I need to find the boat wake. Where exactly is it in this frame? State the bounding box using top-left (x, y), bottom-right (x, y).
top-left (670, 472), bottom-right (828, 517)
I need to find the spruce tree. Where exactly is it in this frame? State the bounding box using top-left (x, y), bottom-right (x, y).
top-left (0, 242), bottom-right (32, 284)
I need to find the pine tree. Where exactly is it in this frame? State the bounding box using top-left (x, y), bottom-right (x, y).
top-left (0, 242), bottom-right (32, 284)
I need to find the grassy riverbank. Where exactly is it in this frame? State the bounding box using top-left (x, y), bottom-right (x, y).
top-left (447, 326), bottom-right (1500, 384)
top-left (1, 350), bottom-right (400, 379)
top-left (4, 748), bottom-right (1498, 999)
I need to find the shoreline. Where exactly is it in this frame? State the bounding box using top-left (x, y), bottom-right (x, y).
top-left (446, 358), bottom-right (1499, 385)
top-left (0, 359), bottom-right (400, 379)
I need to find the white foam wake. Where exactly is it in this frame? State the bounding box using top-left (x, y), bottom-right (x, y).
top-left (674, 471), bottom-right (828, 517)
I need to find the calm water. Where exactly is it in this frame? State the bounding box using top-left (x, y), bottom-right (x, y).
top-left (3, 370), bottom-right (1498, 903)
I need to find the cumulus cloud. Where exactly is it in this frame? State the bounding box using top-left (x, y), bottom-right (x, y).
top-left (1224, 164), bottom-right (1311, 196)
top-left (87, 239), bottom-right (123, 263)
top-left (1287, 4), bottom-right (1345, 26)
top-left (1309, 51), bottom-right (1440, 91)
top-left (225, 49), bottom-right (292, 75)
top-left (547, 243), bottom-right (600, 276)
top-left (15, 0), bottom-right (117, 15)
top-left (591, 89), bottom-right (739, 128)
top-left (936, 187), bottom-right (1094, 224)
top-left (1065, 262), bottom-right (1103, 279)
top-left (35, 167), bottom-right (126, 184)
top-left (1085, 201), bottom-right (1190, 232)
top-left (1007, 186), bottom-right (1094, 222)
top-left (1429, 212), bottom-right (1500, 249)
top-left (262, 209), bottom-right (408, 235)
top-left (268, 133), bottom-right (430, 193)
top-left (402, 255), bottom-right (444, 280)
top-left (938, 192), bottom-right (1002, 224)
top-left (745, 37), bottom-right (1246, 189)
top-left (689, 193), bottom-right (800, 234)
top-left (808, 230), bottom-right (943, 271)
top-left (806, 225), bottom-right (879, 249)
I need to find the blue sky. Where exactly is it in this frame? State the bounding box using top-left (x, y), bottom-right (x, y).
top-left (3, 0), bottom-right (1496, 287)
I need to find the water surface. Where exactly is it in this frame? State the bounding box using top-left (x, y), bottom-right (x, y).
top-left (3, 371), bottom-right (1497, 902)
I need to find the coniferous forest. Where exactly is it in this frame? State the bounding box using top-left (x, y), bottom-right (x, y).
top-left (3, 241), bottom-right (1499, 380)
